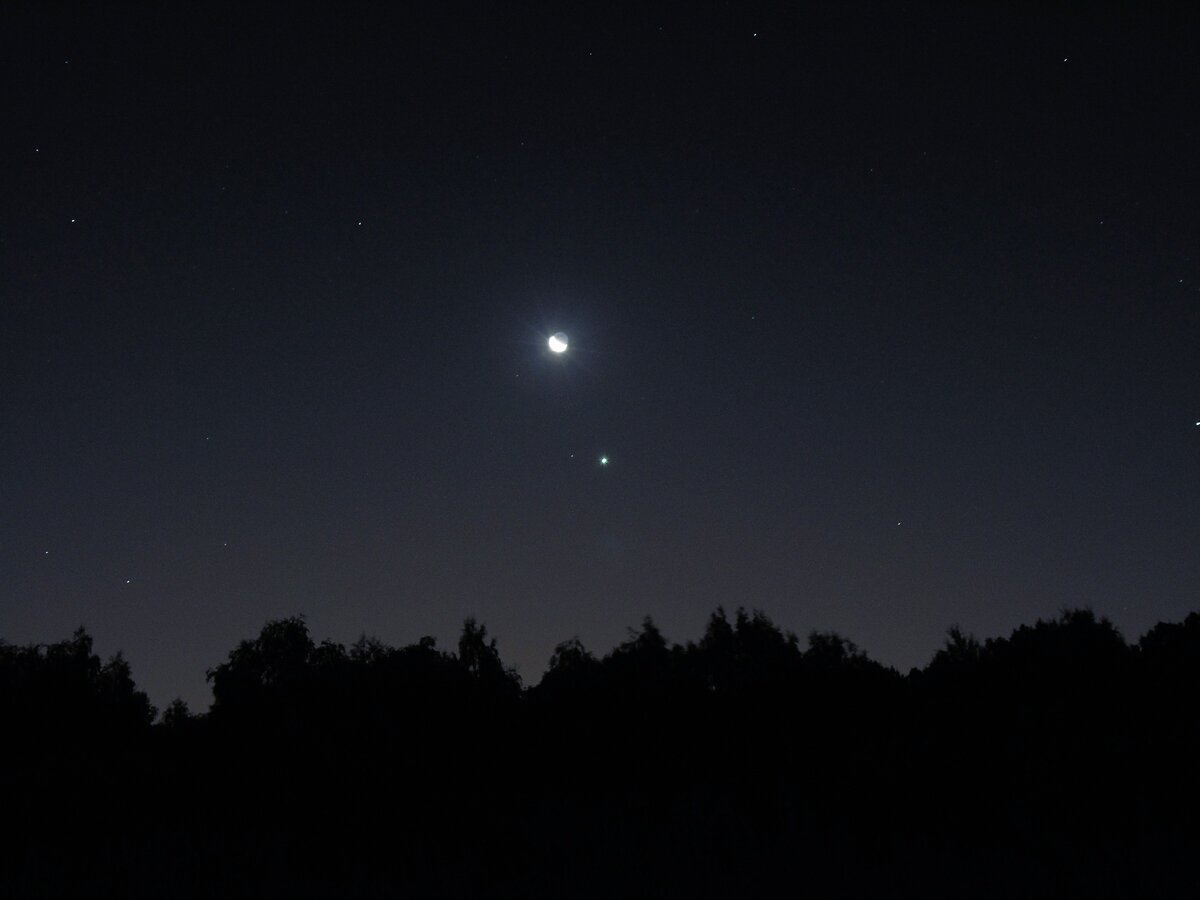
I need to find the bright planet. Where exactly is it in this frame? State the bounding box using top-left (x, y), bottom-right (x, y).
top-left (548, 332), bottom-right (569, 353)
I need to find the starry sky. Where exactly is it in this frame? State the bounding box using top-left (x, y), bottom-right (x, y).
top-left (3, 3), bottom-right (1198, 711)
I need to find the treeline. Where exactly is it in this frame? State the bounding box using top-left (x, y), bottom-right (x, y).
top-left (2, 608), bottom-right (1198, 898)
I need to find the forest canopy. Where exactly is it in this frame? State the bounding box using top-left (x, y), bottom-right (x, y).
top-left (2, 607), bottom-right (1197, 898)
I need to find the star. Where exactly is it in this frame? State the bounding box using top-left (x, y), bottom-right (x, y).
top-left (599, 455), bottom-right (609, 466)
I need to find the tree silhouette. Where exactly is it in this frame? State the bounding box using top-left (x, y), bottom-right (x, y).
top-left (207, 615), bottom-right (316, 705)
top-left (547, 636), bottom-right (596, 674)
top-left (0, 626), bottom-right (154, 752)
top-left (3, 607), bottom-right (1199, 899)
top-left (1139, 610), bottom-right (1200, 675)
top-left (458, 616), bottom-right (522, 699)
top-left (161, 697), bottom-right (192, 728)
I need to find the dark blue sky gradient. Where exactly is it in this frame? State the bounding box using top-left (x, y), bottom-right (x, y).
top-left (2, 3), bottom-right (1198, 710)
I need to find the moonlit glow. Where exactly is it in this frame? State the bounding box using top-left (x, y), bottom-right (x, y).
top-left (548, 332), bottom-right (569, 353)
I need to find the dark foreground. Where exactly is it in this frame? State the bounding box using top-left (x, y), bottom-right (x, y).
top-left (3, 608), bottom-right (1198, 897)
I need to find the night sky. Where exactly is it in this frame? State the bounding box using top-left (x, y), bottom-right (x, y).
top-left (3, 3), bottom-right (1198, 712)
